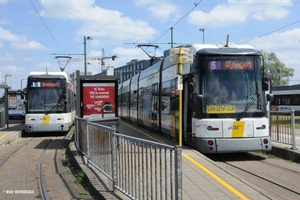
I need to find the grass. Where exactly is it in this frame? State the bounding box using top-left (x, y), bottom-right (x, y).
top-left (79, 191), bottom-right (90, 196)
top-left (74, 170), bottom-right (86, 184)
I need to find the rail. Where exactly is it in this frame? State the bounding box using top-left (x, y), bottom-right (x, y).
top-left (74, 116), bottom-right (182, 200)
top-left (269, 110), bottom-right (297, 150)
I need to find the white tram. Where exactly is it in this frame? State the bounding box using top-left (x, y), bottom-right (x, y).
top-left (24, 71), bottom-right (76, 133)
top-left (119, 43), bottom-right (273, 153)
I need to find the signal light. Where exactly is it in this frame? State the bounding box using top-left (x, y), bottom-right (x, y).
top-left (263, 139), bottom-right (268, 144)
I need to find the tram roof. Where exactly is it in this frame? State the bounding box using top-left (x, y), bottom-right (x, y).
top-left (191, 44), bottom-right (261, 56)
top-left (29, 71), bottom-right (69, 76)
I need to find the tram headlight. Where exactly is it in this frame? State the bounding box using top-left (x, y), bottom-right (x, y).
top-left (263, 139), bottom-right (268, 144)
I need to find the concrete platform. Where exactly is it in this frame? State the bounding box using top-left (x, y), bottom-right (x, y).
top-left (1, 122), bottom-right (299, 199)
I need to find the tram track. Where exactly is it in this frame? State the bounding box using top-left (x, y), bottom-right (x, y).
top-left (211, 153), bottom-right (300, 200)
top-left (0, 131), bottom-right (60, 200)
top-left (38, 137), bottom-right (54, 200)
top-left (0, 137), bottom-right (35, 168)
top-left (0, 126), bottom-right (95, 199)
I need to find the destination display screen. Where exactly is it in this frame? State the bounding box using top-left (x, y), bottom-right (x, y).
top-left (30, 81), bottom-right (60, 88)
top-left (210, 61), bottom-right (253, 70)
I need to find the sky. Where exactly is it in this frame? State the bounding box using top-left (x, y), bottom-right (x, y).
top-left (0, 0), bottom-right (300, 91)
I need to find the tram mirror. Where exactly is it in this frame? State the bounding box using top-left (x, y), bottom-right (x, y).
top-left (196, 94), bottom-right (204, 103)
top-left (266, 94), bottom-right (274, 102)
top-left (262, 80), bottom-right (268, 91)
top-left (21, 92), bottom-right (24, 99)
top-left (188, 82), bottom-right (193, 93)
top-left (64, 100), bottom-right (68, 105)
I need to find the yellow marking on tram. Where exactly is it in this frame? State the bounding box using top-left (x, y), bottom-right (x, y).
top-left (183, 154), bottom-right (250, 200)
top-left (42, 114), bottom-right (51, 125)
top-left (232, 121), bottom-right (245, 137)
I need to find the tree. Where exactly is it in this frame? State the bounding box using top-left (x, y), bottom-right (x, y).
top-left (260, 50), bottom-right (294, 86)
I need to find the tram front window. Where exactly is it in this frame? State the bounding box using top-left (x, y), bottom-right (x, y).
top-left (200, 58), bottom-right (266, 118)
top-left (28, 87), bottom-right (63, 112)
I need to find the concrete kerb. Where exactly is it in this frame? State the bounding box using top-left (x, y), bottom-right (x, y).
top-left (0, 130), bottom-right (22, 146)
top-left (269, 143), bottom-right (300, 164)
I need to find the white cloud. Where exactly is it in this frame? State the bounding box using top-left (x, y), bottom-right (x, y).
top-left (248, 28), bottom-right (300, 52)
top-left (0, 27), bottom-right (48, 51)
top-left (0, 54), bottom-right (16, 63)
top-left (188, 0), bottom-right (292, 27)
top-left (147, 2), bottom-right (179, 22)
top-left (40, 0), bottom-right (157, 42)
top-left (247, 28), bottom-right (300, 80)
top-left (0, 18), bottom-right (11, 25)
top-left (11, 40), bottom-right (48, 51)
top-left (189, 5), bottom-right (249, 27)
top-left (134, 0), bottom-right (180, 22)
top-left (0, 0), bottom-right (8, 4)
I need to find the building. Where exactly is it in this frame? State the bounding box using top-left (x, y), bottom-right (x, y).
top-left (96, 57), bottom-right (163, 83)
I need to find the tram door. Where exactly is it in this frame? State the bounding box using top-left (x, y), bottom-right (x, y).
top-left (151, 83), bottom-right (159, 130)
top-left (138, 87), bottom-right (144, 124)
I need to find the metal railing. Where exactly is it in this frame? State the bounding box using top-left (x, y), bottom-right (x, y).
top-left (269, 110), bottom-right (297, 150)
top-left (74, 116), bottom-right (182, 200)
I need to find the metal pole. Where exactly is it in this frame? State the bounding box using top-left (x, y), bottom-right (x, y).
top-left (171, 27), bottom-right (174, 48)
top-left (199, 28), bottom-right (205, 44)
top-left (84, 36), bottom-right (87, 75)
top-left (291, 110), bottom-right (297, 150)
top-left (5, 74), bottom-right (11, 84)
top-left (178, 48), bottom-right (182, 146)
top-left (175, 145), bottom-right (182, 200)
top-left (21, 79), bottom-right (26, 91)
top-left (5, 88), bottom-right (9, 128)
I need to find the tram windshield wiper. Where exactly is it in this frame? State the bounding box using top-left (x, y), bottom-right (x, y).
top-left (236, 94), bottom-right (259, 121)
top-left (45, 93), bottom-right (63, 115)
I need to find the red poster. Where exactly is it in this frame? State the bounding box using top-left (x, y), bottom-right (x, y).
top-left (83, 83), bottom-right (115, 119)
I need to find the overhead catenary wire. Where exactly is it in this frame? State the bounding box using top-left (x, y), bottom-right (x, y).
top-left (146, 0), bottom-right (203, 45)
top-left (128, 0), bottom-right (203, 59)
top-left (239, 19), bottom-right (300, 44)
top-left (29, 0), bottom-right (65, 54)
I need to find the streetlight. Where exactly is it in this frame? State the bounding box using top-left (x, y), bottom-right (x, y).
top-left (84, 36), bottom-right (93, 75)
top-left (21, 78), bottom-right (27, 91)
top-left (199, 28), bottom-right (205, 44)
top-left (5, 73), bottom-right (11, 85)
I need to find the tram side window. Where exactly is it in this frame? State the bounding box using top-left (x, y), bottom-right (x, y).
top-left (170, 79), bottom-right (178, 111)
top-left (290, 95), bottom-right (300, 105)
top-left (162, 81), bottom-right (171, 114)
top-left (131, 90), bottom-right (137, 109)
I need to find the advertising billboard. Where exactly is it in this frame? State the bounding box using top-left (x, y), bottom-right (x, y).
top-left (82, 82), bottom-right (116, 119)
top-left (8, 94), bottom-right (25, 118)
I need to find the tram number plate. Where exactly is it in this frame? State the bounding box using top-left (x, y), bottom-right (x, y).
top-left (206, 105), bottom-right (236, 114)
